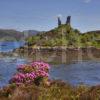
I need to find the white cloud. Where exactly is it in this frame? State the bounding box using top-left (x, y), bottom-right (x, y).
top-left (57, 14), bottom-right (62, 18)
top-left (84, 0), bottom-right (91, 3)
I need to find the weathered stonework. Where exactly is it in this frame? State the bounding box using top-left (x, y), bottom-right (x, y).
top-left (66, 16), bottom-right (71, 25)
top-left (58, 17), bottom-right (62, 26)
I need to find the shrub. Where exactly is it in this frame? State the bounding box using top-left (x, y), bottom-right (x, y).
top-left (9, 61), bottom-right (50, 86)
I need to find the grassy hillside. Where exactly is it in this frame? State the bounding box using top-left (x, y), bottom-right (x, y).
top-left (26, 24), bottom-right (100, 48)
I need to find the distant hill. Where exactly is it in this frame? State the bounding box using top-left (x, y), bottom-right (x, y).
top-left (0, 29), bottom-right (40, 41)
top-left (23, 30), bottom-right (41, 38)
top-left (0, 29), bottom-right (24, 41)
top-left (83, 30), bottom-right (100, 34)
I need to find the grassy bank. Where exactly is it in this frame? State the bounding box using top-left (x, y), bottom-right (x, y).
top-left (0, 80), bottom-right (100, 100)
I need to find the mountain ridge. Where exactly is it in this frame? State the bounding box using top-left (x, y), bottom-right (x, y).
top-left (0, 29), bottom-right (40, 41)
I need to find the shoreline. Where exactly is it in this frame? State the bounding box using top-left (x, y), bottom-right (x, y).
top-left (0, 46), bottom-right (100, 63)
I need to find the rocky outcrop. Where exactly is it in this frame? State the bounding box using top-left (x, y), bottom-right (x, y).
top-left (58, 17), bottom-right (62, 26)
top-left (66, 16), bottom-right (71, 25)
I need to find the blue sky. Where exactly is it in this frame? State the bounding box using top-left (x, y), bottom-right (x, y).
top-left (0, 0), bottom-right (100, 32)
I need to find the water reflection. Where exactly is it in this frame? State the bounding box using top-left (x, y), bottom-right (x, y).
top-left (26, 49), bottom-right (100, 64)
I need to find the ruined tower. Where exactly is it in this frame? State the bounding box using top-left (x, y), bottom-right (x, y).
top-left (58, 17), bottom-right (62, 26)
top-left (66, 16), bottom-right (71, 25)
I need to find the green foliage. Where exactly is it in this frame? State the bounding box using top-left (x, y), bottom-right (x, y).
top-left (26, 35), bottom-right (40, 45)
top-left (27, 24), bottom-right (100, 48)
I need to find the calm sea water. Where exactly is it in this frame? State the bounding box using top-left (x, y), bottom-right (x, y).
top-left (0, 58), bottom-right (100, 87)
top-left (0, 42), bottom-right (100, 87)
top-left (50, 61), bottom-right (100, 86)
top-left (0, 41), bottom-right (25, 52)
top-left (0, 58), bottom-right (29, 87)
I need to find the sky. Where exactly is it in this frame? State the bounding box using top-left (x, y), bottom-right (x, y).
top-left (0, 0), bottom-right (100, 32)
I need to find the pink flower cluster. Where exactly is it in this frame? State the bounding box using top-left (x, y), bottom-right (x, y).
top-left (10, 61), bottom-right (50, 85)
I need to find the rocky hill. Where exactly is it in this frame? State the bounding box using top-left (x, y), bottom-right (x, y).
top-left (26, 24), bottom-right (100, 48)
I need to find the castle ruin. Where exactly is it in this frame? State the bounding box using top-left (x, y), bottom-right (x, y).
top-left (66, 16), bottom-right (71, 25)
top-left (58, 16), bottom-right (71, 26)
